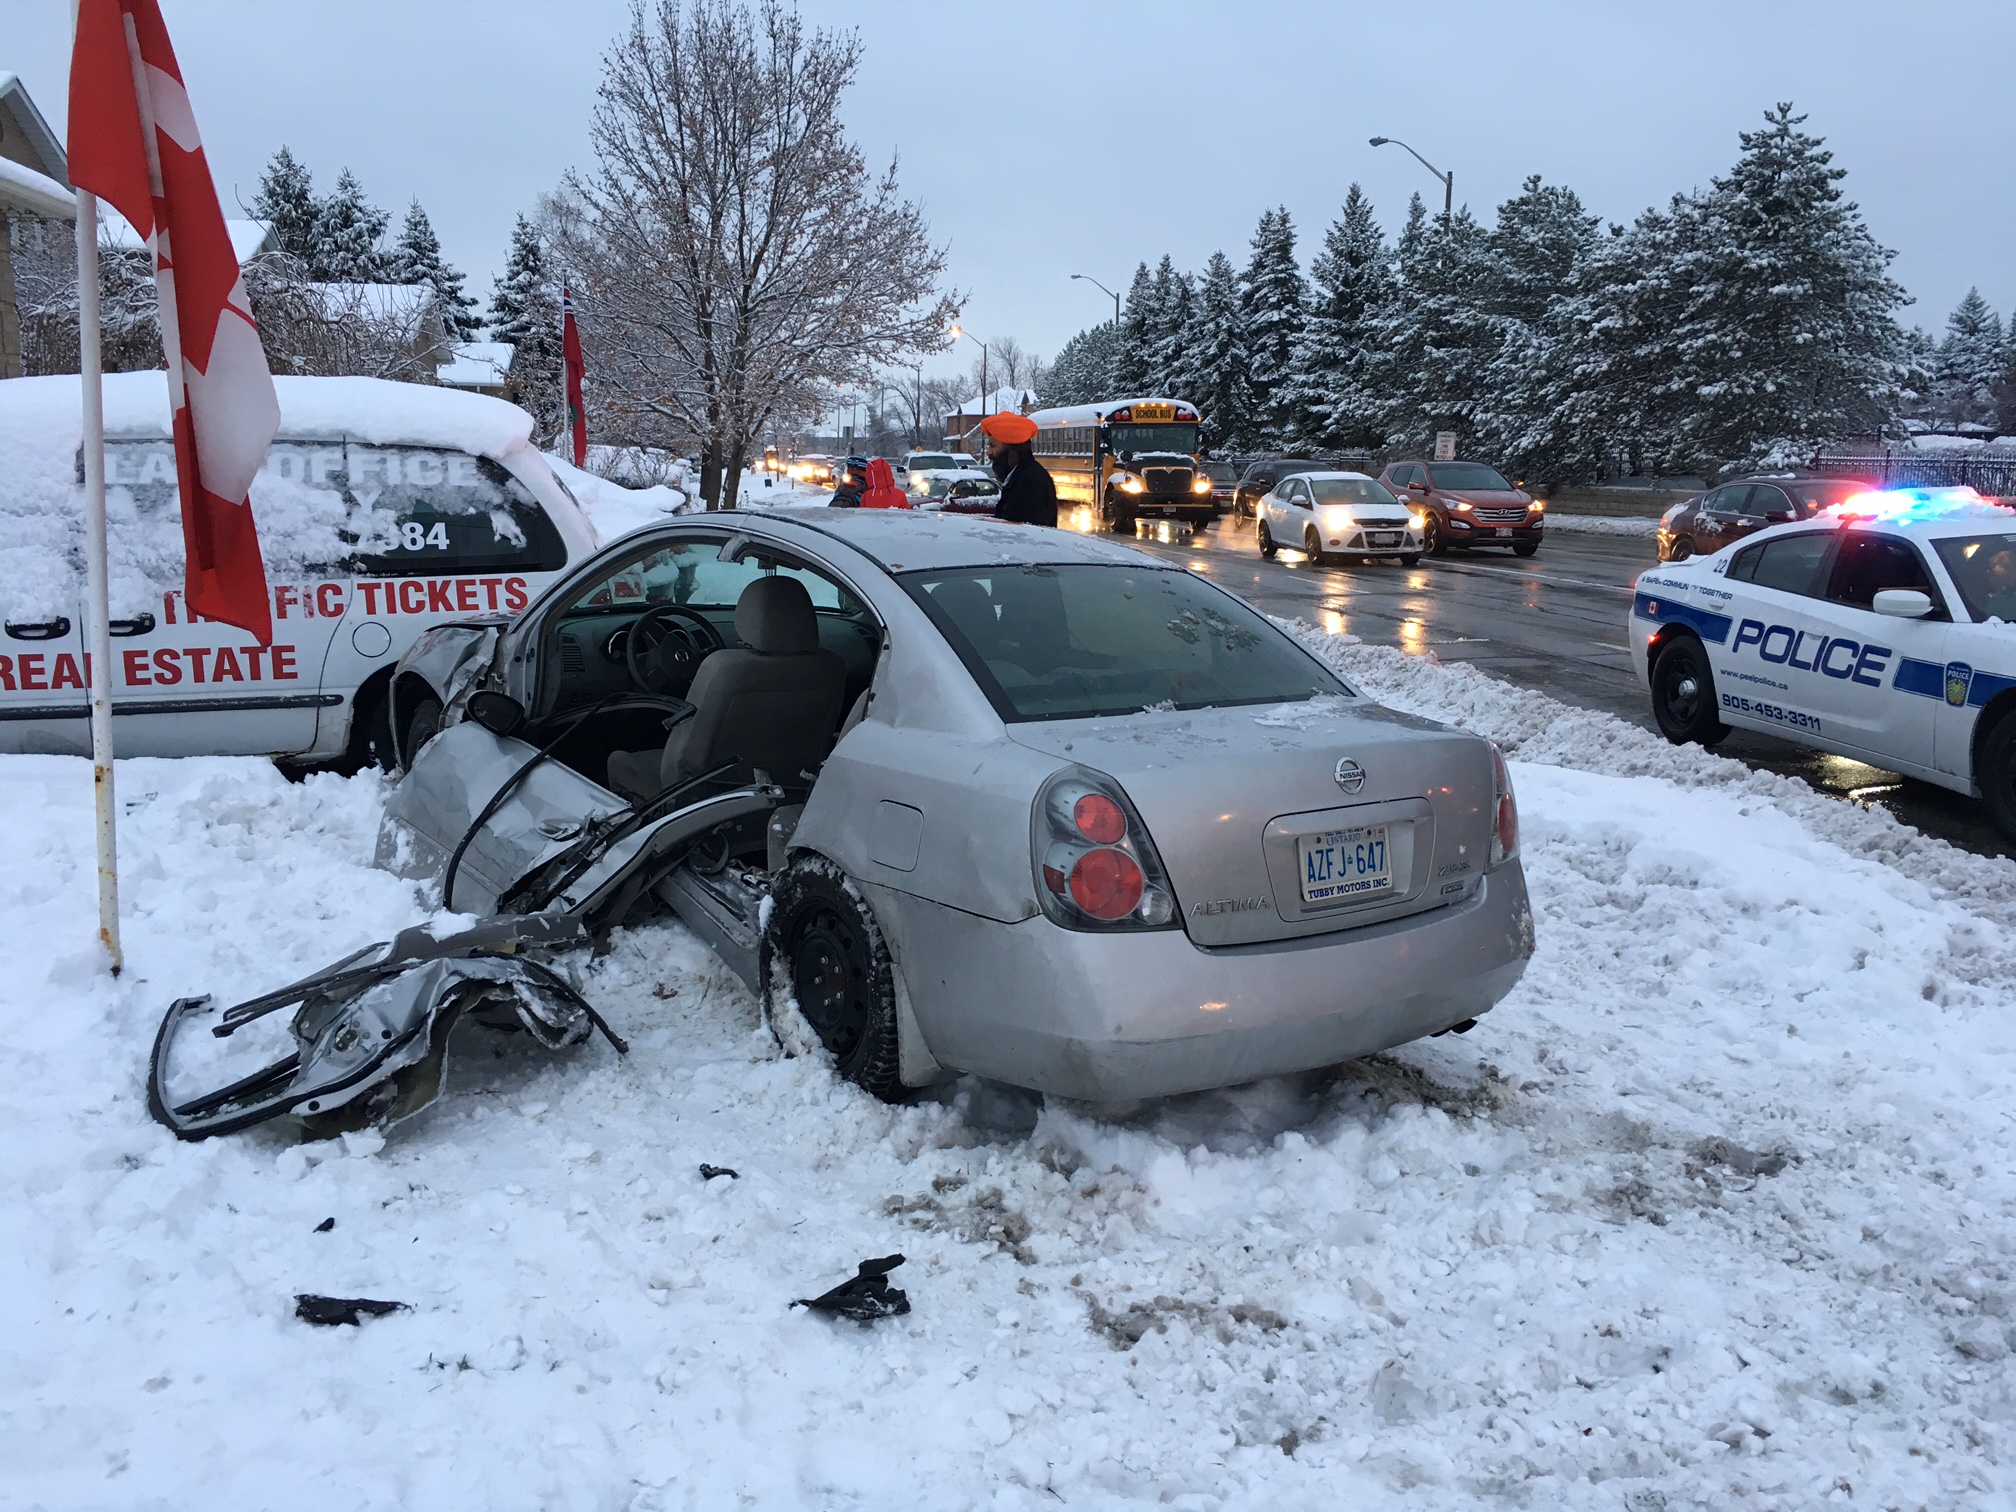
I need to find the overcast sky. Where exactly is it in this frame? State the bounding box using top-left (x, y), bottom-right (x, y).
top-left (14, 0), bottom-right (2015, 389)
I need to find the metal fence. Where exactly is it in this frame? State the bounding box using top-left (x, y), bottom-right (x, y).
top-left (1812, 451), bottom-right (2016, 497)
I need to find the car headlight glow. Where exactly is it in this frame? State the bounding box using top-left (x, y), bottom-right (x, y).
top-left (1321, 507), bottom-right (1355, 528)
top-left (1453, 500), bottom-right (1473, 512)
top-left (1408, 510), bottom-right (1427, 528)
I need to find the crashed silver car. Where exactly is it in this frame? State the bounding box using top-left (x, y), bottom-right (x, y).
top-left (355, 508), bottom-right (1533, 1101)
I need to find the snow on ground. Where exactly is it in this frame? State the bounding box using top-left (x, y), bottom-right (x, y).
top-left (5, 637), bottom-right (2016, 1508)
top-left (1541, 513), bottom-right (1662, 535)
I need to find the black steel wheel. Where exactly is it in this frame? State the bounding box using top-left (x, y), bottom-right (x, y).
top-left (1650, 634), bottom-right (1728, 747)
top-left (1424, 514), bottom-right (1449, 557)
top-left (761, 856), bottom-right (904, 1100)
top-left (1257, 518), bottom-right (1278, 559)
top-left (1978, 708), bottom-right (2016, 842)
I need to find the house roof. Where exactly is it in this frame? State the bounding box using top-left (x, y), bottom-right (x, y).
top-left (0, 73), bottom-right (68, 184)
top-left (0, 155), bottom-right (73, 219)
top-left (436, 340), bottom-right (515, 389)
top-left (99, 210), bottom-right (276, 264)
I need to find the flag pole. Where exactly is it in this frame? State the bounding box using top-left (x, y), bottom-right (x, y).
top-left (75, 185), bottom-right (122, 975)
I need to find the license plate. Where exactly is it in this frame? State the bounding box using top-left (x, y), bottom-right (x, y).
top-left (1296, 825), bottom-right (1392, 905)
top-left (1494, 527), bottom-right (1512, 537)
top-left (1369, 532), bottom-right (1400, 546)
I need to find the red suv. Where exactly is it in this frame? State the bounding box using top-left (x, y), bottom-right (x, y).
top-left (1377, 460), bottom-right (1543, 557)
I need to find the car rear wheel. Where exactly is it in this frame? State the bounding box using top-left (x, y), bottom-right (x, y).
top-left (1978, 709), bottom-right (2016, 842)
top-left (1667, 538), bottom-right (1695, 562)
top-left (1257, 518), bottom-right (1278, 559)
top-left (1650, 635), bottom-right (1728, 747)
top-left (761, 856), bottom-right (904, 1101)
top-left (1424, 514), bottom-right (1448, 557)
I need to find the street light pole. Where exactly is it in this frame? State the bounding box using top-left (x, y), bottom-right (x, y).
top-left (1369, 136), bottom-right (1453, 217)
top-left (950, 324), bottom-right (990, 462)
top-left (1071, 272), bottom-right (1122, 329)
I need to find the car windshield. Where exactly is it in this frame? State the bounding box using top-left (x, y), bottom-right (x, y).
top-left (1203, 463), bottom-right (1238, 482)
top-left (1428, 463), bottom-right (1512, 491)
top-left (901, 564), bottom-right (1346, 721)
top-left (1933, 534), bottom-right (2016, 622)
top-left (1308, 477), bottom-right (1400, 506)
top-left (909, 455), bottom-right (960, 471)
top-left (1109, 424), bottom-right (1198, 457)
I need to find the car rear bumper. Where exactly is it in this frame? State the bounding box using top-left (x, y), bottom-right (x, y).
top-left (866, 866), bottom-right (1533, 1101)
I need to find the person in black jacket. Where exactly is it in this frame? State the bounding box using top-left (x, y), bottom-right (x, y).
top-left (980, 412), bottom-right (1056, 527)
top-left (828, 456), bottom-right (869, 507)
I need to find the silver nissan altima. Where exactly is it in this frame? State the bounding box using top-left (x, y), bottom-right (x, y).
top-left (368, 508), bottom-right (1532, 1104)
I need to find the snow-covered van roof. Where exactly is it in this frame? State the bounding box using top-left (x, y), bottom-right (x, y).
top-left (0, 373), bottom-right (573, 620)
top-left (1026, 397), bottom-right (1199, 428)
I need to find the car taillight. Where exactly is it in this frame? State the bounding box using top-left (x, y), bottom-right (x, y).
top-left (1032, 767), bottom-right (1178, 931)
top-left (1489, 742), bottom-right (1518, 866)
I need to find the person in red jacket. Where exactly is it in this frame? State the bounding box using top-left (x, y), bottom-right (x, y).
top-left (860, 457), bottom-right (912, 509)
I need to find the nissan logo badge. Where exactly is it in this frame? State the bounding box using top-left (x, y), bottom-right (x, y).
top-left (1334, 758), bottom-right (1365, 793)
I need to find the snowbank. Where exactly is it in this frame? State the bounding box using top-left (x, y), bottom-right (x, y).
top-left (3, 642), bottom-right (2014, 1506)
top-left (1540, 513), bottom-right (1661, 536)
top-left (544, 454), bottom-right (688, 545)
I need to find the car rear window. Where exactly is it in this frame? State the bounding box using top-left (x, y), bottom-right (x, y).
top-left (901, 564), bottom-right (1347, 721)
top-left (1933, 533), bottom-right (2016, 622)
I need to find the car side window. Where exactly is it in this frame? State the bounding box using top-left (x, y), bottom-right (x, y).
top-left (1705, 485), bottom-right (1750, 516)
top-left (1751, 485), bottom-right (1796, 520)
top-left (1825, 532), bottom-right (1938, 612)
top-left (571, 535), bottom-right (745, 610)
top-left (1389, 464), bottom-right (1417, 488)
top-left (1744, 531), bottom-right (1834, 596)
top-left (1279, 479), bottom-right (1304, 504)
top-left (330, 445), bottom-right (566, 577)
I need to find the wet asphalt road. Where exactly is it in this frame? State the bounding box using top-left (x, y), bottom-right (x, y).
top-left (1065, 505), bottom-right (2015, 863)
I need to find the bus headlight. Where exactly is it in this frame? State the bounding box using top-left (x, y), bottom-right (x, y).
top-left (1119, 474), bottom-right (1144, 494)
top-left (1191, 476), bottom-right (1212, 494)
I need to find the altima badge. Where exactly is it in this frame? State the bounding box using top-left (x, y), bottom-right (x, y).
top-left (1333, 758), bottom-right (1366, 793)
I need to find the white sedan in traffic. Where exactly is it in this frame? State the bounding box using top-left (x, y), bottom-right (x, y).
top-left (1631, 488), bottom-right (2016, 838)
top-left (1255, 471), bottom-right (1424, 566)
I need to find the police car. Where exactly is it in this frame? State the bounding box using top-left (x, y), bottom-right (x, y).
top-left (0, 373), bottom-right (599, 766)
top-left (1630, 488), bottom-right (2016, 838)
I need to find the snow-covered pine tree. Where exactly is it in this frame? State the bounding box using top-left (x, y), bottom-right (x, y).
top-left (1240, 207), bottom-right (1308, 447)
top-left (1669, 104), bottom-right (1908, 465)
top-left (1475, 176), bottom-right (1600, 482)
top-left (1045, 323), bottom-right (1117, 406)
top-left (1174, 250), bottom-right (1256, 450)
top-left (1365, 205), bottom-right (1493, 457)
top-left (1146, 255), bottom-right (1193, 398)
top-left (390, 200), bottom-right (482, 341)
top-left (250, 147), bottom-right (319, 264)
top-left (489, 214), bottom-right (565, 442)
top-left (311, 169), bottom-right (391, 283)
top-left (1930, 288), bottom-right (2004, 429)
top-left (1111, 263), bottom-right (1156, 396)
top-left (1279, 184), bottom-right (1391, 452)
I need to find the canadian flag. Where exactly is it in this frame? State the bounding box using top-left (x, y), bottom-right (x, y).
top-left (69, 0), bottom-right (278, 644)
top-left (562, 281), bottom-right (587, 469)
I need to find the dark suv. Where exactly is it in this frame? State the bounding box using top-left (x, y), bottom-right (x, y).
top-left (1655, 474), bottom-right (1871, 563)
top-left (1376, 460), bottom-right (1542, 557)
top-left (1231, 456), bottom-right (1336, 517)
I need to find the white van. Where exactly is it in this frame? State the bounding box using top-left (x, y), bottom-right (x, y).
top-left (0, 373), bottom-right (598, 764)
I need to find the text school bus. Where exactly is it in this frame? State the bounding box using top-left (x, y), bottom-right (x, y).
top-left (1027, 397), bottom-right (1217, 533)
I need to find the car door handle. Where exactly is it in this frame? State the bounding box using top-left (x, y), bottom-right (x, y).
top-left (110, 613), bottom-right (157, 637)
top-left (5, 618), bottom-right (71, 641)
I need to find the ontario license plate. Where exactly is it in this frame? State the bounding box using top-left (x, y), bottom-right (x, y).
top-left (1369, 531), bottom-right (1400, 547)
top-left (1296, 825), bottom-right (1392, 905)
top-left (1494, 527), bottom-right (1512, 537)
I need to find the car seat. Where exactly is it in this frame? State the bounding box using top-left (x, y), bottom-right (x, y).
top-left (606, 576), bottom-right (848, 800)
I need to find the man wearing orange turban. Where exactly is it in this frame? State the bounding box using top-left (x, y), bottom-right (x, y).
top-left (980, 411), bottom-right (1056, 526)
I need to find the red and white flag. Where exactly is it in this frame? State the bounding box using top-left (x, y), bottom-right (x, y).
top-left (69, 0), bottom-right (278, 644)
top-left (562, 281), bottom-right (587, 469)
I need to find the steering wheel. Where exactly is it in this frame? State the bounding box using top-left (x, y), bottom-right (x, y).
top-left (624, 604), bottom-right (725, 694)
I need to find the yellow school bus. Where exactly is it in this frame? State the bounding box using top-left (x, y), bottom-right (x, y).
top-left (1027, 397), bottom-right (1215, 532)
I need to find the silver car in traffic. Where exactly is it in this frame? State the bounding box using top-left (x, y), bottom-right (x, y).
top-left (374, 509), bottom-right (1532, 1103)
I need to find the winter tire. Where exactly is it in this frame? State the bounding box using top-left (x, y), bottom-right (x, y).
top-left (1257, 519), bottom-right (1278, 559)
top-left (1978, 708), bottom-right (2016, 842)
top-left (1104, 494), bottom-right (1135, 535)
top-left (1513, 540), bottom-right (1540, 558)
top-left (1667, 538), bottom-right (1695, 562)
top-left (1650, 634), bottom-right (1728, 748)
top-left (761, 856), bottom-right (904, 1102)
top-left (1424, 515), bottom-right (1448, 557)
top-left (399, 694), bottom-right (443, 772)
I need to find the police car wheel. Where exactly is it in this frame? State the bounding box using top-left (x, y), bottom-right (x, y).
top-left (1257, 519), bottom-right (1278, 559)
top-left (1979, 710), bottom-right (2016, 841)
top-left (1650, 635), bottom-right (1728, 747)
